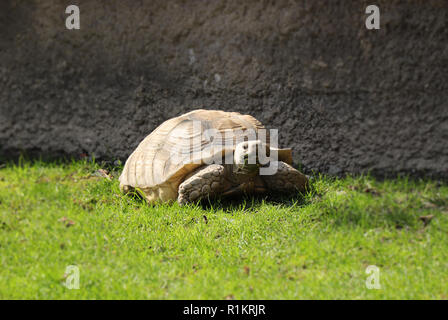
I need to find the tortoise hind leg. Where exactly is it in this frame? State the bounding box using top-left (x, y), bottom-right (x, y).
top-left (177, 164), bottom-right (230, 206)
top-left (260, 161), bottom-right (309, 193)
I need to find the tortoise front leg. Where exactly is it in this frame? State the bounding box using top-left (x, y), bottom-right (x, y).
top-left (177, 164), bottom-right (231, 206)
top-left (260, 161), bottom-right (308, 194)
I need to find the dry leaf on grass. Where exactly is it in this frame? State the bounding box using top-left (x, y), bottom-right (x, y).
top-left (59, 217), bottom-right (76, 227)
top-left (419, 214), bottom-right (435, 227)
top-left (93, 169), bottom-right (112, 180)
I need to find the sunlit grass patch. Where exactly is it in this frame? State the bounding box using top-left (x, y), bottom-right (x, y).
top-left (0, 160), bottom-right (447, 299)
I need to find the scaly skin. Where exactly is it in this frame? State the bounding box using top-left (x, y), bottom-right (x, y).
top-left (260, 161), bottom-right (308, 193)
top-left (177, 161), bottom-right (308, 205)
top-left (177, 164), bottom-right (229, 205)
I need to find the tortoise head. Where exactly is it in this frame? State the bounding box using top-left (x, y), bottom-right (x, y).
top-left (233, 140), bottom-right (269, 174)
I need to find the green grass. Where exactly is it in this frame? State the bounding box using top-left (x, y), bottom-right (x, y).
top-left (0, 160), bottom-right (447, 299)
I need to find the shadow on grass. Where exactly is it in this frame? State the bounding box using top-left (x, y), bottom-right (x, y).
top-left (196, 188), bottom-right (314, 213)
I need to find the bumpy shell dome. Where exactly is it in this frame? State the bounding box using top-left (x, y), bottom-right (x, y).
top-left (119, 109), bottom-right (290, 203)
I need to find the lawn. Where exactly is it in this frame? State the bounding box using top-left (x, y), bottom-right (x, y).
top-left (0, 160), bottom-right (447, 299)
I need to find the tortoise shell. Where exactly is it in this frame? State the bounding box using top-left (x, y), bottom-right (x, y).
top-left (119, 109), bottom-right (291, 203)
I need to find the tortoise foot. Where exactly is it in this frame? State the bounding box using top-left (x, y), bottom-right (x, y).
top-left (177, 164), bottom-right (226, 206)
top-left (261, 161), bottom-right (308, 193)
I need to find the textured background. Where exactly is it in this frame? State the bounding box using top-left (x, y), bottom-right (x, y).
top-left (1, 0), bottom-right (447, 178)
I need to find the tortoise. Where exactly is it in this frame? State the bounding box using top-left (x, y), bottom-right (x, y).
top-left (119, 109), bottom-right (308, 205)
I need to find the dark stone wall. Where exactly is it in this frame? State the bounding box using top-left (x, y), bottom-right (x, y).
top-left (1, 0), bottom-right (447, 178)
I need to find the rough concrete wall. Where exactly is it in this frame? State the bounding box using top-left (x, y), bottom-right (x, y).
top-left (1, 0), bottom-right (447, 178)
